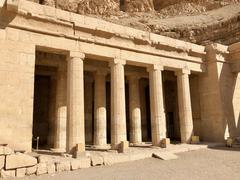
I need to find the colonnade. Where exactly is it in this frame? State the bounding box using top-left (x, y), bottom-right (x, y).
top-left (56, 52), bottom-right (194, 152)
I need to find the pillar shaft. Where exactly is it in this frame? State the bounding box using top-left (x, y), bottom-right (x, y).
top-left (94, 71), bottom-right (107, 147)
top-left (176, 69), bottom-right (194, 143)
top-left (110, 59), bottom-right (127, 149)
top-left (67, 52), bottom-right (85, 153)
top-left (128, 75), bottom-right (142, 144)
top-left (148, 65), bottom-right (166, 146)
top-left (54, 68), bottom-right (67, 151)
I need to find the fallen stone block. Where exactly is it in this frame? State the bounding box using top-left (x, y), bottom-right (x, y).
top-left (16, 168), bottom-right (26, 178)
top-left (160, 138), bottom-right (170, 148)
top-left (0, 146), bottom-right (14, 155)
top-left (55, 161), bottom-right (71, 172)
top-left (36, 163), bottom-right (47, 176)
top-left (118, 141), bottom-right (129, 153)
top-left (26, 165), bottom-right (37, 175)
top-left (47, 163), bottom-right (56, 174)
top-left (0, 169), bottom-right (15, 178)
top-left (91, 155), bottom-right (104, 166)
top-left (0, 156), bottom-right (5, 169)
top-left (152, 152), bottom-right (178, 160)
top-left (104, 154), bottom-right (130, 166)
top-left (5, 153), bottom-right (38, 170)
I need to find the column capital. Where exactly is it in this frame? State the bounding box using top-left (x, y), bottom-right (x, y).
top-left (147, 64), bottom-right (164, 72)
top-left (175, 68), bottom-right (191, 76)
top-left (69, 51), bottom-right (85, 59)
top-left (109, 58), bottom-right (126, 67)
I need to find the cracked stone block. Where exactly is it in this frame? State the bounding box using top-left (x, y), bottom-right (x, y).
top-left (5, 153), bottom-right (37, 170)
top-left (26, 166), bottom-right (37, 175)
top-left (36, 163), bottom-right (47, 176)
top-left (16, 168), bottom-right (26, 178)
top-left (0, 146), bottom-right (14, 155)
top-left (0, 169), bottom-right (15, 178)
top-left (91, 155), bottom-right (104, 166)
top-left (55, 161), bottom-right (71, 172)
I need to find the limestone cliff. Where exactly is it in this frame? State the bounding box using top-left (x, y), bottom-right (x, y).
top-left (30, 0), bottom-right (240, 45)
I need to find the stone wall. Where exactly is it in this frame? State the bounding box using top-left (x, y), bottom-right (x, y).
top-left (0, 25), bottom-right (35, 151)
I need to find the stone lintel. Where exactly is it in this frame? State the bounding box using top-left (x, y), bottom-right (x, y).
top-left (109, 59), bottom-right (126, 66)
top-left (175, 68), bottom-right (191, 76)
top-left (147, 64), bottom-right (164, 72)
top-left (69, 51), bottom-right (85, 59)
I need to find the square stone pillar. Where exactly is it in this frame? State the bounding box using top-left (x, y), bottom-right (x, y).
top-left (109, 59), bottom-right (127, 149)
top-left (128, 74), bottom-right (142, 145)
top-left (148, 65), bottom-right (166, 146)
top-left (54, 66), bottom-right (67, 152)
top-left (94, 70), bottom-right (108, 148)
top-left (67, 52), bottom-right (85, 153)
top-left (175, 68), bottom-right (194, 143)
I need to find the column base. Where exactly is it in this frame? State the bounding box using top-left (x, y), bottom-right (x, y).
top-left (92, 144), bottom-right (111, 150)
top-left (50, 148), bottom-right (66, 153)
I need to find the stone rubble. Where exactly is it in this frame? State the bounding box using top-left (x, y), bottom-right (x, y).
top-left (0, 143), bottom-right (223, 179)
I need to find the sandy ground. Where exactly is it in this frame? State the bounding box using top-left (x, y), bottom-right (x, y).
top-left (22, 147), bottom-right (240, 180)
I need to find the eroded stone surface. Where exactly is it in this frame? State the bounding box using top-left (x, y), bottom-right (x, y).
top-left (0, 146), bottom-right (13, 155)
top-left (5, 153), bottom-right (37, 170)
top-left (26, 165), bottom-right (37, 175)
top-left (16, 168), bottom-right (26, 178)
top-left (91, 155), bottom-right (104, 166)
top-left (0, 169), bottom-right (15, 178)
top-left (36, 163), bottom-right (47, 176)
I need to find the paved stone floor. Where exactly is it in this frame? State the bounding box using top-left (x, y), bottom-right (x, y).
top-left (21, 147), bottom-right (240, 180)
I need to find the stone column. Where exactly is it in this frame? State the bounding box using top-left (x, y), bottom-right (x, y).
top-left (67, 52), bottom-right (85, 153)
top-left (148, 65), bottom-right (166, 146)
top-left (128, 75), bottom-right (142, 145)
top-left (109, 59), bottom-right (127, 149)
top-left (175, 69), bottom-right (194, 143)
top-left (94, 70), bottom-right (108, 147)
top-left (54, 67), bottom-right (67, 152)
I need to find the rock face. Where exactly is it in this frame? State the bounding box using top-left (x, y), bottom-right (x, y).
top-left (123, 0), bottom-right (154, 12)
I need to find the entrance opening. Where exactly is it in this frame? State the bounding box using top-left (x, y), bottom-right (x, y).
top-left (120, 0), bottom-right (125, 11)
top-left (145, 85), bottom-right (152, 141)
top-left (32, 72), bottom-right (55, 150)
top-left (163, 71), bottom-right (181, 142)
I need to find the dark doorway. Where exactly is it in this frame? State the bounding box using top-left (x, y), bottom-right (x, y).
top-left (166, 112), bottom-right (174, 139)
top-left (120, 0), bottom-right (125, 11)
top-left (32, 75), bottom-right (51, 149)
top-left (145, 85), bottom-right (152, 141)
top-left (106, 82), bottom-right (111, 144)
top-left (125, 83), bottom-right (130, 141)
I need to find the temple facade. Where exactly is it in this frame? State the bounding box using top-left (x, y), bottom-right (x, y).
top-left (1, 0), bottom-right (240, 152)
